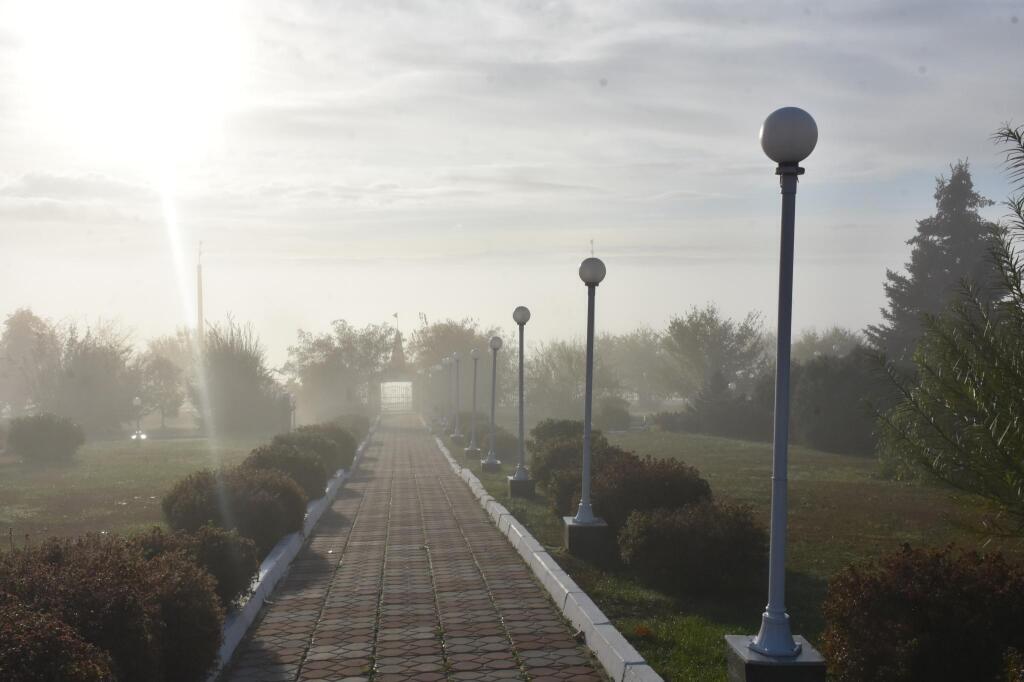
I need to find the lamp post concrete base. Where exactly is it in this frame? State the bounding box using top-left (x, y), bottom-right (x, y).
top-left (724, 635), bottom-right (825, 682)
top-left (480, 459), bottom-right (502, 473)
top-left (562, 517), bottom-right (609, 561)
top-left (507, 477), bottom-right (535, 498)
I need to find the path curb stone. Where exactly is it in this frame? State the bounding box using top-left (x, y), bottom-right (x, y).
top-left (209, 417), bottom-right (380, 681)
top-left (431, 432), bottom-right (664, 682)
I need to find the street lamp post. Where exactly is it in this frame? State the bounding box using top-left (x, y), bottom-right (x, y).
top-left (509, 306), bottom-right (535, 497)
top-left (563, 258), bottom-right (608, 558)
top-left (450, 352), bottom-right (464, 442)
top-left (725, 107), bottom-right (826, 681)
top-left (465, 348), bottom-right (482, 457)
top-left (131, 396), bottom-right (147, 442)
top-left (442, 355), bottom-right (453, 431)
top-left (482, 336), bottom-right (503, 472)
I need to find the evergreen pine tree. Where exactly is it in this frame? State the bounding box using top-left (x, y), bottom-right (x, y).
top-left (866, 161), bottom-right (999, 361)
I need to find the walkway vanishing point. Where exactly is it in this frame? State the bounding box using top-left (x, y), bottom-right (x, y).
top-left (225, 415), bottom-right (606, 682)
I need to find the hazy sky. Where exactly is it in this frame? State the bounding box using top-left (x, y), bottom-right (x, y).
top-left (1, 0), bottom-right (1022, 363)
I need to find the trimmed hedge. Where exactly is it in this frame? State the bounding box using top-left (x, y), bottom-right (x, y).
top-left (618, 503), bottom-right (767, 594)
top-left (331, 414), bottom-right (371, 443)
top-left (244, 443), bottom-right (328, 500)
top-left (822, 545), bottom-right (1024, 682)
top-left (0, 534), bottom-right (224, 682)
top-left (592, 455), bottom-right (711, 530)
top-left (163, 467), bottom-right (307, 558)
top-left (289, 426), bottom-right (357, 471)
top-left (133, 526), bottom-right (258, 606)
top-left (7, 413), bottom-right (85, 462)
top-left (0, 592), bottom-right (115, 681)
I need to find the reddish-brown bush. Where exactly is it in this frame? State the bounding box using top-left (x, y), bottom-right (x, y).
top-left (0, 592), bottom-right (114, 681)
top-left (822, 545), bottom-right (1024, 682)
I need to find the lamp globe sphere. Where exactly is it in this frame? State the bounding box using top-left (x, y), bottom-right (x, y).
top-left (760, 107), bottom-right (817, 163)
top-left (513, 306), bottom-right (531, 325)
top-left (470, 348), bottom-right (480, 360)
top-left (579, 257), bottom-right (606, 285)
top-left (489, 336), bottom-right (503, 351)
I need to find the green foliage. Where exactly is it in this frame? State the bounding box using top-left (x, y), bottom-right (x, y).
top-left (592, 456), bottom-right (712, 530)
top-left (658, 371), bottom-right (772, 442)
top-left (289, 424), bottom-right (358, 470)
top-left (244, 443), bottom-right (328, 499)
top-left (162, 467), bottom-right (307, 557)
top-left (822, 545), bottom-right (1024, 682)
top-left (529, 418), bottom-right (587, 452)
top-left (139, 351), bottom-right (184, 430)
top-left (618, 503), bottom-right (767, 594)
top-left (878, 129), bottom-right (1024, 529)
top-left (194, 318), bottom-right (289, 436)
top-left (284, 321), bottom-right (395, 421)
top-left (791, 326), bottom-right (864, 363)
top-left (791, 347), bottom-right (883, 455)
top-left (597, 327), bottom-right (674, 408)
top-left (663, 303), bottom-right (767, 397)
top-left (595, 395), bottom-right (631, 431)
top-left (866, 160), bottom-right (1000, 362)
top-left (0, 309), bottom-right (61, 419)
top-left (0, 592), bottom-right (115, 682)
top-left (526, 339), bottom-right (619, 420)
top-left (529, 430), bottom-right (607, 488)
top-left (8, 412), bottom-right (85, 462)
top-left (132, 526), bottom-right (258, 607)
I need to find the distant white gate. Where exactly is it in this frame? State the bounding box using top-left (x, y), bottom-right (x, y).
top-left (380, 381), bottom-right (413, 413)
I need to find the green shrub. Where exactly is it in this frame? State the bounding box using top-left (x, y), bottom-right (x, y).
top-left (592, 455), bottom-right (711, 530)
top-left (7, 413), bottom-right (85, 462)
top-left (133, 526), bottom-right (258, 607)
top-left (1006, 649), bottom-right (1024, 682)
top-left (528, 419), bottom-right (586, 452)
top-left (291, 425), bottom-right (357, 470)
top-left (244, 443), bottom-right (328, 499)
top-left (331, 414), bottom-right (371, 443)
top-left (821, 545), bottom-right (1024, 682)
top-left (145, 552), bottom-right (223, 682)
top-left (0, 592), bottom-right (115, 681)
top-left (596, 395), bottom-right (631, 431)
top-left (0, 535), bottom-right (161, 680)
top-left (530, 433), bottom-right (612, 487)
top-left (163, 467), bottom-right (307, 558)
top-left (618, 503), bottom-right (767, 594)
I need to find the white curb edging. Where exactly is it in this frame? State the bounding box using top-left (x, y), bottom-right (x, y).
top-left (209, 417), bottom-right (380, 681)
top-left (429, 429), bottom-right (664, 682)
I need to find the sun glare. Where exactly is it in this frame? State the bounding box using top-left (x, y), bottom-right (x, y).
top-left (15, 0), bottom-right (242, 169)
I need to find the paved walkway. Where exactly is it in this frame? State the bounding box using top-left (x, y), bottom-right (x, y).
top-left (225, 415), bottom-right (605, 682)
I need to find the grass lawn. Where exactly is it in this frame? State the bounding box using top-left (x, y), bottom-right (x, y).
top-left (0, 437), bottom-right (259, 545)
top-left (463, 430), bottom-right (1024, 682)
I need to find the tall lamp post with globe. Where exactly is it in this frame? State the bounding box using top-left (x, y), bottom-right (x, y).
top-left (131, 396), bottom-right (147, 442)
top-left (450, 352), bottom-right (464, 443)
top-left (509, 306), bottom-right (535, 497)
top-left (464, 348), bottom-right (482, 458)
top-left (482, 336), bottom-right (503, 472)
top-left (724, 107), bottom-right (826, 681)
top-left (562, 257), bottom-right (608, 558)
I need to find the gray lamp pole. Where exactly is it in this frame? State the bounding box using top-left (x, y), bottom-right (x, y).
top-left (131, 395), bottom-right (146, 442)
top-left (442, 356), bottom-right (453, 430)
top-left (725, 107), bottom-right (826, 682)
top-left (465, 348), bottom-right (482, 457)
top-left (573, 258), bottom-right (605, 523)
top-left (451, 352), bottom-right (464, 442)
top-left (482, 336), bottom-right (503, 471)
top-left (509, 306), bottom-right (535, 497)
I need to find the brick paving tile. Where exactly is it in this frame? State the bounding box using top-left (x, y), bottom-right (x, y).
top-left (224, 414), bottom-right (608, 681)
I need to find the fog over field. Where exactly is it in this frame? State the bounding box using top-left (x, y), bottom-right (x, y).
top-left (1, 1), bottom-right (1021, 361)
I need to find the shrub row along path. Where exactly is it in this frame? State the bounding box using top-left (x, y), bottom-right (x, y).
top-left (226, 414), bottom-right (605, 682)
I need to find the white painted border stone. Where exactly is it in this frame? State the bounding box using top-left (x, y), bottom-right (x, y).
top-left (209, 416), bottom-right (380, 681)
top-left (428, 424), bottom-right (663, 682)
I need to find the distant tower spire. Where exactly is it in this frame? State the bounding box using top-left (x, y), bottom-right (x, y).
top-left (197, 242), bottom-right (205, 355)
